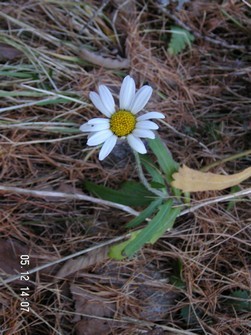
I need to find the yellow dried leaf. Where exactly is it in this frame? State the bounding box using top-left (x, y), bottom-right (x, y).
top-left (171, 165), bottom-right (251, 192)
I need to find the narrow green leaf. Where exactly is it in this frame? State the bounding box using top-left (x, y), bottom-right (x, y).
top-left (169, 258), bottom-right (185, 288)
top-left (108, 231), bottom-right (141, 260)
top-left (126, 198), bottom-right (163, 228)
top-left (149, 206), bottom-right (180, 244)
top-left (84, 180), bottom-right (154, 207)
top-left (150, 181), bottom-right (166, 189)
top-left (0, 90), bottom-right (43, 98)
top-left (0, 70), bottom-right (35, 78)
top-left (140, 155), bottom-right (166, 185)
top-left (124, 200), bottom-right (180, 257)
top-left (36, 97), bottom-right (70, 106)
top-left (169, 275), bottom-right (186, 289)
top-left (168, 26), bottom-right (195, 56)
top-left (43, 127), bottom-right (80, 134)
top-left (226, 185), bottom-right (241, 211)
top-left (148, 137), bottom-right (179, 182)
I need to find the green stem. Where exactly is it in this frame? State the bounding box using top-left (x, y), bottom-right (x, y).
top-left (133, 151), bottom-right (166, 198)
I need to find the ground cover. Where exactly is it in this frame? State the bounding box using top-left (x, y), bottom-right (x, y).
top-left (0, 1), bottom-right (250, 334)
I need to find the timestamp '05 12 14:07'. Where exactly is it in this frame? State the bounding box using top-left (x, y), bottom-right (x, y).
top-left (20, 255), bottom-right (30, 312)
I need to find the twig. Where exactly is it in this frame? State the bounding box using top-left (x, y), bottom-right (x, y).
top-left (0, 185), bottom-right (139, 216)
top-left (242, 0), bottom-right (251, 8)
top-left (180, 187), bottom-right (251, 216)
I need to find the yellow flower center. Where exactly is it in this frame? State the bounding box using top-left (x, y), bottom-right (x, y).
top-left (110, 110), bottom-right (136, 137)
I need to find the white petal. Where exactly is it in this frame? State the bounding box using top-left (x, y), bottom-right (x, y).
top-left (127, 134), bottom-right (147, 154)
top-left (98, 85), bottom-right (115, 115)
top-left (88, 123), bottom-right (110, 132)
top-left (88, 118), bottom-right (109, 125)
top-left (132, 128), bottom-right (155, 139)
top-left (136, 120), bottom-right (159, 130)
top-left (87, 130), bottom-right (113, 146)
top-left (99, 134), bottom-right (117, 160)
top-left (80, 123), bottom-right (93, 132)
top-left (137, 112), bottom-right (165, 121)
top-left (89, 92), bottom-right (112, 117)
top-left (119, 75), bottom-right (136, 110)
top-left (130, 85), bottom-right (153, 114)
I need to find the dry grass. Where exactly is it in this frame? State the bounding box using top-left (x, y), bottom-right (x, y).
top-left (0, 1), bottom-right (251, 334)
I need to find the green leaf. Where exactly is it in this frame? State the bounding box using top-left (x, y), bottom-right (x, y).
top-left (148, 205), bottom-right (180, 244)
top-left (124, 200), bottom-right (180, 257)
top-left (36, 97), bottom-right (70, 106)
top-left (168, 26), bottom-right (195, 56)
top-left (227, 290), bottom-right (251, 312)
top-left (126, 198), bottom-right (163, 228)
top-left (150, 181), bottom-right (166, 189)
top-left (140, 155), bottom-right (166, 186)
top-left (84, 180), bottom-right (154, 207)
top-left (108, 231), bottom-right (141, 260)
top-left (148, 137), bottom-right (179, 182)
top-left (0, 90), bottom-right (45, 98)
top-left (169, 258), bottom-right (185, 289)
top-left (180, 305), bottom-right (202, 325)
top-left (226, 185), bottom-right (241, 211)
top-left (169, 275), bottom-right (185, 289)
top-left (0, 70), bottom-right (35, 79)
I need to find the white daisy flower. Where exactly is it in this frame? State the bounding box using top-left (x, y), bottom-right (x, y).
top-left (80, 75), bottom-right (165, 160)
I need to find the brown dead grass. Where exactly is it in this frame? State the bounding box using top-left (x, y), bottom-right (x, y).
top-left (0, 0), bottom-right (251, 334)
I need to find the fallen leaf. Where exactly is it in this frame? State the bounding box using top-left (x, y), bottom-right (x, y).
top-left (0, 239), bottom-right (35, 285)
top-left (39, 183), bottom-right (85, 202)
top-left (0, 43), bottom-right (23, 60)
top-left (113, 0), bottom-right (136, 17)
top-left (75, 319), bottom-right (112, 335)
top-left (55, 246), bottom-right (108, 279)
top-left (80, 48), bottom-right (130, 69)
top-left (70, 284), bottom-right (115, 322)
top-left (171, 165), bottom-right (251, 192)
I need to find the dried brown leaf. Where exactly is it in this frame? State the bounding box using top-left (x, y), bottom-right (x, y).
top-left (0, 239), bottom-right (40, 285)
top-left (0, 239), bottom-right (29, 276)
top-left (113, 0), bottom-right (136, 16)
top-left (75, 319), bottom-right (112, 335)
top-left (171, 165), bottom-right (251, 192)
top-left (0, 43), bottom-right (23, 60)
top-left (40, 183), bottom-right (85, 202)
top-left (80, 48), bottom-right (130, 69)
top-left (55, 246), bottom-right (108, 279)
top-left (70, 284), bottom-right (115, 322)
